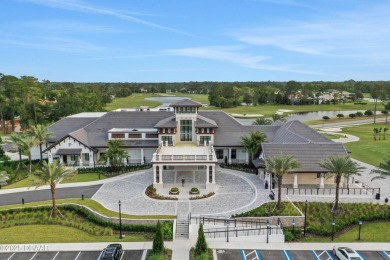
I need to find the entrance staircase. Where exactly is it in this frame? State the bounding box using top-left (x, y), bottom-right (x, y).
top-left (175, 219), bottom-right (189, 239)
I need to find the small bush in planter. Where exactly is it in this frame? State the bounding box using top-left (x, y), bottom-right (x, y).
top-left (385, 198), bottom-right (389, 203)
top-left (190, 187), bottom-right (200, 194)
top-left (170, 187), bottom-right (179, 194)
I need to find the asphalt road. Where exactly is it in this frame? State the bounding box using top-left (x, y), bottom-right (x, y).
top-left (0, 185), bottom-right (102, 206)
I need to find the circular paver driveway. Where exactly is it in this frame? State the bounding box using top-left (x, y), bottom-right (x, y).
top-left (91, 168), bottom-right (270, 217)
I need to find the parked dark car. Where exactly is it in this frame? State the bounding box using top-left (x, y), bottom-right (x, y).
top-left (99, 244), bottom-right (123, 260)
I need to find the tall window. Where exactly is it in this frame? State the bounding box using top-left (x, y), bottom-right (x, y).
top-left (200, 136), bottom-right (211, 145)
top-left (216, 149), bottom-right (224, 159)
top-left (162, 136), bottom-right (173, 146)
top-left (180, 120), bottom-right (192, 141)
top-left (231, 149), bottom-right (237, 159)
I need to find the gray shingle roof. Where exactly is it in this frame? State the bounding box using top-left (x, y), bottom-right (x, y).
top-left (170, 99), bottom-right (202, 107)
top-left (261, 143), bottom-right (349, 172)
top-left (154, 116), bottom-right (177, 128)
top-left (83, 111), bottom-right (173, 147)
top-left (47, 117), bottom-right (98, 142)
top-left (195, 115), bottom-right (218, 128)
top-left (55, 148), bottom-right (82, 155)
top-left (270, 120), bottom-right (332, 144)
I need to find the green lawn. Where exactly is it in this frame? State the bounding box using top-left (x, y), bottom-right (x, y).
top-left (303, 222), bottom-right (390, 242)
top-left (0, 225), bottom-right (146, 243)
top-left (105, 93), bottom-right (162, 110)
top-left (202, 103), bottom-right (379, 117)
top-left (339, 124), bottom-right (390, 166)
top-left (0, 198), bottom-right (176, 219)
top-left (3, 173), bottom-right (107, 189)
top-left (319, 133), bottom-right (341, 140)
top-left (104, 93), bottom-right (209, 111)
top-left (305, 115), bottom-right (386, 126)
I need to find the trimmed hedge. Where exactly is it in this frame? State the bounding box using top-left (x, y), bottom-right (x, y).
top-left (77, 164), bottom-right (152, 176)
top-left (0, 204), bottom-right (173, 239)
top-left (220, 163), bottom-right (257, 173)
top-left (295, 202), bottom-right (390, 236)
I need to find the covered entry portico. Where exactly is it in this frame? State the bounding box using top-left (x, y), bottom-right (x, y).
top-left (151, 143), bottom-right (218, 194)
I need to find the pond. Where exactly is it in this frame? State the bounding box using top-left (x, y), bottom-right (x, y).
top-left (145, 96), bottom-right (191, 107)
top-left (237, 110), bottom-right (380, 125)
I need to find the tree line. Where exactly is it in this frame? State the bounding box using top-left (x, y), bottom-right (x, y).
top-left (2, 72), bottom-right (390, 132)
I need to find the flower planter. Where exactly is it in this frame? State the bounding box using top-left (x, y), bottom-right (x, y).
top-left (190, 187), bottom-right (200, 195)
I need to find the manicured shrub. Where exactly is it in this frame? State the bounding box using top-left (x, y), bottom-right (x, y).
top-left (190, 187), bottom-right (199, 193)
top-left (336, 114), bottom-right (344, 118)
top-left (220, 163), bottom-right (257, 173)
top-left (152, 220), bottom-right (165, 254)
top-left (349, 113), bottom-right (356, 118)
top-left (364, 110), bottom-right (373, 116)
top-left (356, 111), bottom-right (363, 117)
top-left (195, 223), bottom-right (208, 255)
top-left (170, 187), bottom-right (179, 193)
top-left (322, 116), bottom-right (330, 120)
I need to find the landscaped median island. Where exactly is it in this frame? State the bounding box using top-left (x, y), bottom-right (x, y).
top-left (232, 201), bottom-right (390, 242)
top-left (0, 205), bottom-right (173, 243)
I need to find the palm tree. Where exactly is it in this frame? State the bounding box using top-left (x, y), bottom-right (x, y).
top-left (373, 128), bottom-right (379, 141)
top-left (378, 127), bottom-right (382, 140)
top-left (27, 124), bottom-right (54, 162)
top-left (100, 139), bottom-right (128, 171)
top-left (381, 110), bottom-right (389, 125)
top-left (383, 127), bottom-right (388, 140)
top-left (370, 157), bottom-right (390, 181)
top-left (271, 113), bottom-right (287, 123)
top-left (9, 132), bottom-right (27, 169)
top-left (265, 153), bottom-right (300, 208)
top-left (252, 118), bottom-right (272, 125)
top-left (34, 161), bottom-right (76, 217)
top-left (241, 131), bottom-right (267, 165)
top-left (319, 156), bottom-right (365, 210)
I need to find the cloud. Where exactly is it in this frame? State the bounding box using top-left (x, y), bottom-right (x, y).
top-left (22, 20), bottom-right (122, 34)
top-left (163, 46), bottom-right (320, 75)
top-left (21, 0), bottom-right (189, 35)
top-left (0, 35), bottom-right (104, 53)
top-left (229, 3), bottom-right (390, 62)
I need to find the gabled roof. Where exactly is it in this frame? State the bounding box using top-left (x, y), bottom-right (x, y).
top-left (47, 117), bottom-right (99, 142)
top-left (82, 111), bottom-right (173, 147)
top-left (261, 143), bottom-right (349, 172)
top-left (271, 120), bottom-right (332, 144)
top-left (195, 115), bottom-right (218, 128)
top-left (170, 99), bottom-right (202, 107)
top-left (154, 116), bottom-right (177, 128)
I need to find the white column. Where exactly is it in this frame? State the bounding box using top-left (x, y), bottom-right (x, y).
top-left (245, 152), bottom-right (249, 164)
top-left (212, 165), bottom-right (216, 183)
top-left (206, 165), bottom-right (210, 184)
top-left (79, 154), bottom-right (83, 167)
top-left (48, 153), bottom-right (53, 164)
top-left (320, 173), bottom-right (325, 188)
top-left (141, 148), bottom-right (144, 165)
top-left (293, 173), bottom-right (298, 188)
top-left (153, 165), bottom-right (157, 184)
top-left (228, 148), bottom-right (232, 164)
top-left (159, 165), bottom-right (163, 184)
top-left (89, 152), bottom-right (94, 167)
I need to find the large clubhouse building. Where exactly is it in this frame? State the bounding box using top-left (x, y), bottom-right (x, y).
top-left (40, 100), bottom-right (349, 190)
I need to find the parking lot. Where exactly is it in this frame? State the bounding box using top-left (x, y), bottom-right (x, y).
top-left (216, 249), bottom-right (390, 259)
top-left (0, 250), bottom-right (144, 260)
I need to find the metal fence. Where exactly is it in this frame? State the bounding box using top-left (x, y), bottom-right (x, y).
top-left (203, 226), bottom-right (283, 239)
top-left (286, 187), bottom-right (380, 196)
top-left (190, 214), bottom-right (267, 229)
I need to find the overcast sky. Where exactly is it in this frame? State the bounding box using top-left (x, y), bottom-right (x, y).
top-left (1, 0), bottom-right (390, 82)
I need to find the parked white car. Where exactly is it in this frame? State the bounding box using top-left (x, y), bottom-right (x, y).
top-left (333, 247), bottom-right (362, 260)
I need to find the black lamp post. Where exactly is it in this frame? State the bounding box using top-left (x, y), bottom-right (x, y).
top-left (331, 220), bottom-right (336, 241)
top-left (292, 219), bottom-right (296, 234)
top-left (303, 200), bottom-right (308, 237)
top-left (119, 200), bottom-right (122, 239)
top-left (358, 220), bottom-right (363, 240)
top-left (266, 221), bottom-right (270, 244)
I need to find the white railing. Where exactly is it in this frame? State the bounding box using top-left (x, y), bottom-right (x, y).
top-left (153, 154), bottom-right (216, 162)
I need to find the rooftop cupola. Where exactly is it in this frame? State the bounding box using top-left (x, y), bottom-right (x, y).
top-left (170, 99), bottom-right (202, 114)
